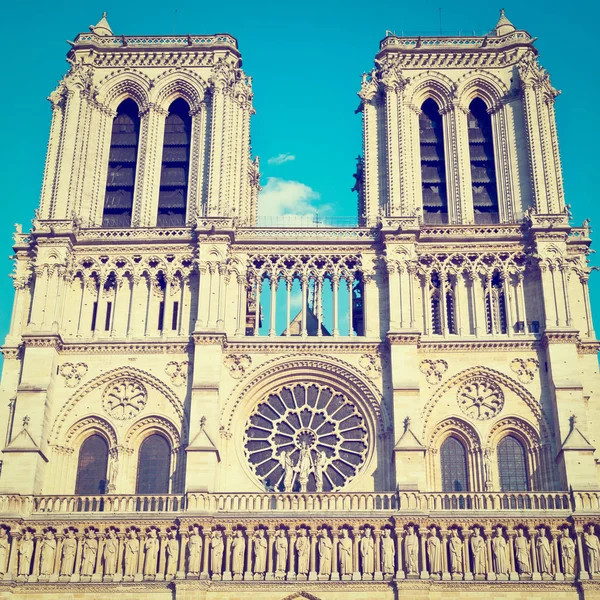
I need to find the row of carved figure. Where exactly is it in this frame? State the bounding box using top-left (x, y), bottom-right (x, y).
top-left (1, 523), bottom-right (600, 582)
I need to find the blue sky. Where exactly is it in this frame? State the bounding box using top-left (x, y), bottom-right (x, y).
top-left (0, 0), bottom-right (599, 343)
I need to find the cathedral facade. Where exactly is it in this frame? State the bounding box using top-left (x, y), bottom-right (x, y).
top-left (1, 9), bottom-right (600, 599)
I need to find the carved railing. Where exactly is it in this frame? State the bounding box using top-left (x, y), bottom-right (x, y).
top-left (1, 491), bottom-right (598, 516)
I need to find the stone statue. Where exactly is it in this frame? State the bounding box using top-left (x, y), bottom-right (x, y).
top-left (314, 451), bottom-right (327, 493)
top-left (187, 526), bottom-right (202, 575)
top-left (107, 453), bottom-right (119, 492)
top-left (339, 529), bottom-right (353, 577)
top-left (280, 451), bottom-right (295, 492)
top-left (39, 531), bottom-right (56, 576)
top-left (210, 531), bottom-right (224, 576)
top-left (166, 530), bottom-right (179, 578)
top-left (81, 530), bottom-right (98, 576)
top-left (405, 525), bottom-right (418, 575)
top-left (360, 527), bottom-right (375, 576)
top-left (231, 530), bottom-right (245, 576)
top-left (585, 524), bottom-right (600, 574)
top-left (381, 529), bottom-right (395, 576)
top-left (561, 527), bottom-right (575, 576)
top-left (296, 528), bottom-right (309, 576)
top-left (0, 527), bottom-right (8, 576)
top-left (297, 443), bottom-right (314, 492)
top-left (318, 529), bottom-right (332, 576)
top-left (144, 529), bottom-right (159, 576)
top-left (537, 527), bottom-right (552, 576)
top-left (60, 530), bottom-right (77, 576)
top-left (491, 526), bottom-right (508, 576)
top-left (470, 528), bottom-right (486, 576)
top-left (483, 448), bottom-right (493, 491)
top-left (18, 531), bottom-right (34, 577)
top-left (515, 528), bottom-right (531, 574)
top-left (275, 530), bottom-right (288, 577)
top-left (253, 529), bottom-right (267, 575)
top-left (449, 529), bottom-right (462, 575)
top-left (427, 526), bottom-right (442, 575)
top-left (103, 530), bottom-right (118, 576)
top-left (124, 530), bottom-right (139, 578)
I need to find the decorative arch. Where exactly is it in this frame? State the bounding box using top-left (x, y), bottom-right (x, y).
top-left (422, 366), bottom-right (552, 442)
top-left (98, 71), bottom-right (151, 112)
top-left (50, 367), bottom-right (187, 444)
top-left (152, 69), bottom-right (207, 112)
top-left (428, 416), bottom-right (481, 451)
top-left (406, 71), bottom-right (454, 111)
top-left (487, 415), bottom-right (541, 450)
top-left (454, 70), bottom-right (509, 111)
top-left (124, 415), bottom-right (181, 450)
top-left (64, 415), bottom-right (118, 448)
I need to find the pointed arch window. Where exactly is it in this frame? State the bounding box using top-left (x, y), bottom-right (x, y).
top-left (485, 271), bottom-right (507, 334)
top-left (157, 98), bottom-right (191, 226)
top-left (497, 435), bottom-right (529, 491)
top-left (468, 98), bottom-right (499, 224)
top-left (440, 436), bottom-right (469, 491)
top-left (102, 99), bottom-right (140, 228)
top-left (75, 434), bottom-right (109, 494)
top-left (419, 99), bottom-right (448, 224)
top-left (136, 434), bottom-right (171, 494)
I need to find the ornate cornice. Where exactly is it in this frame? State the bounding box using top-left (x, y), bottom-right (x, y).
top-left (224, 340), bottom-right (384, 354)
top-left (419, 339), bottom-right (539, 353)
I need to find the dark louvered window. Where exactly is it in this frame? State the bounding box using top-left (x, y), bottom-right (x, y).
top-left (419, 99), bottom-right (448, 224)
top-left (157, 99), bottom-right (191, 226)
top-left (441, 437), bottom-right (469, 492)
top-left (497, 435), bottom-right (529, 491)
top-left (136, 434), bottom-right (171, 494)
top-left (468, 98), bottom-right (499, 224)
top-left (75, 434), bottom-right (108, 494)
top-left (102, 99), bottom-right (140, 228)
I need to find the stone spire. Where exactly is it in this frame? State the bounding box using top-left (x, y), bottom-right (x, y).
top-left (89, 12), bottom-right (113, 37)
top-left (492, 8), bottom-right (516, 36)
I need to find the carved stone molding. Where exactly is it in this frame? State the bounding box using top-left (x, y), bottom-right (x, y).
top-left (419, 359), bottom-right (448, 384)
top-left (223, 354), bottom-right (252, 379)
top-left (58, 362), bottom-right (88, 388)
top-left (165, 361), bottom-right (189, 387)
top-left (510, 358), bottom-right (539, 384)
top-left (359, 353), bottom-right (383, 378)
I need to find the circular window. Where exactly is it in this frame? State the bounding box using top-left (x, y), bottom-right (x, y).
top-left (244, 383), bottom-right (368, 492)
top-left (457, 377), bottom-right (504, 421)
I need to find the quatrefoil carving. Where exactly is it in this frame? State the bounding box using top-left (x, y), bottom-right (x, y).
top-left (510, 358), bottom-right (539, 384)
top-left (419, 359), bottom-right (448, 384)
top-left (224, 354), bottom-right (252, 379)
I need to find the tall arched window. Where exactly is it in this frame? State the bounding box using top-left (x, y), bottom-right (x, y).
top-left (136, 434), bottom-right (171, 494)
top-left (157, 98), bottom-right (191, 226)
top-left (468, 98), bottom-right (499, 224)
top-left (440, 437), bottom-right (469, 491)
top-left (102, 99), bottom-right (140, 228)
top-left (419, 99), bottom-right (448, 224)
top-left (497, 435), bottom-right (529, 491)
top-left (485, 271), bottom-right (507, 334)
top-left (75, 434), bottom-right (109, 494)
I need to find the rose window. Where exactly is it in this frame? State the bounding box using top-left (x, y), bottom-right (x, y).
top-left (244, 383), bottom-right (368, 492)
top-left (457, 377), bottom-right (504, 420)
top-left (102, 379), bottom-right (147, 420)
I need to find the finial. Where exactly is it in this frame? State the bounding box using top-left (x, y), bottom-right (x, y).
top-left (570, 414), bottom-right (577, 430)
top-left (22, 415), bottom-right (30, 429)
top-left (403, 416), bottom-right (411, 431)
top-left (492, 7), bottom-right (516, 36)
top-left (89, 12), bottom-right (113, 37)
top-left (199, 416), bottom-right (206, 430)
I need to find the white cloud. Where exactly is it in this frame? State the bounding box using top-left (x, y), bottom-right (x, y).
top-left (258, 177), bottom-right (323, 218)
top-left (267, 153), bottom-right (296, 165)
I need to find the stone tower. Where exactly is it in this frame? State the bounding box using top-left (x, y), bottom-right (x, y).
top-left (0, 11), bottom-right (599, 599)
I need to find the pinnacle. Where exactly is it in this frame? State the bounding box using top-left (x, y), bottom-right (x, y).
top-left (492, 8), bottom-right (516, 36)
top-left (89, 12), bottom-right (113, 37)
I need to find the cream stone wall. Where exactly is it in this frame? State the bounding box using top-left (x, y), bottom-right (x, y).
top-left (1, 9), bottom-right (600, 600)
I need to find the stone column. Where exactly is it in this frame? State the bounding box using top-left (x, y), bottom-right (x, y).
top-left (551, 530), bottom-right (563, 581)
top-left (530, 531), bottom-right (540, 581)
top-left (177, 532), bottom-right (188, 579)
top-left (353, 529), bottom-right (361, 580)
top-left (157, 533), bottom-right (166, 581)
top-left (395, 528), bottom-right (404, 579)
top-left (244, 531), bottom-right (253, 580)
top-left (72, 533), bottom-right (84, 582)
top-left (266, 529), bottom-right (274, 580)
top-left (577, 528), bottom-right (589, 580)
top-left (116, 533), bottom-right (125, 579)
top-left (508, 531), bottom-right (518, 581)
top-left (223, 531), bottom-right (232, 581)
top-left (463, 530), bottom-right (473, 581)
top-left (484, 529), bottom-right (495, 581)
top-left (287, 530), bottom-right (297, 580)
top-left (136, 533), bottom-right (145, 581)
top-left (332, 275), bottom-right (340, 337)
top-left (31, 534), bottom-right (42, 579)
top-left (420, 529), bottom-right (428, 579)
top-left (441, 530), bottom-right (450, 580)
top-left (52, 534), bottom-right (63, 580)
top-left (93, 534), bottom-right (104, 581)
top-left (331, 531), bottom-right (339, 581)
top-left (201, 530), bottom-right (210, 580)
top-left (7, 531), bottom-right (21, 580)
top-left (374, 529), bottom-right (382, 581)
top-left (309, 532), bottom-right (317, 580)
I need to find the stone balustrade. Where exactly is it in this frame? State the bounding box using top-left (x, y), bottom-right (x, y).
top-left (0, 490), bottom-right (595, 516)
